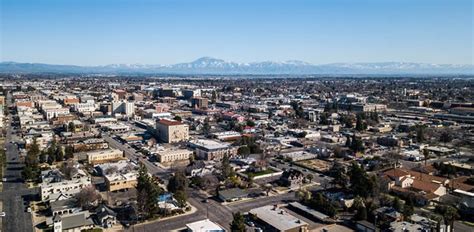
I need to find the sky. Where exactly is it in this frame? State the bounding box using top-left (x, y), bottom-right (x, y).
top-left (0, 0), bottom-right (472, 66)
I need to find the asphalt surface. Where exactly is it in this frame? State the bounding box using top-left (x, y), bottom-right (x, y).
top-left (126, 190), bottom-right (296, 231)
top-left (0, 93), bottom-right (36, 232)
top-left (101, 133), bottom-right (171, 180)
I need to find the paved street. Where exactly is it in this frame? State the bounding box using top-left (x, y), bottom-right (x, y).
top-left (126, 190), bottom-right (296, 231)
top-left (0, 92), bottom-right (36, 232)
top-left (102, 133), bottom-right (171, 180)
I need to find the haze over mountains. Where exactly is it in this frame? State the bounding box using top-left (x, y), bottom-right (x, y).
top-left (1, 57), bottom-right (473, 75)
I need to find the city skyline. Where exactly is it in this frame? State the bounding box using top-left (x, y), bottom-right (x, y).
top-left (1, 0), bottom-right (473, 66)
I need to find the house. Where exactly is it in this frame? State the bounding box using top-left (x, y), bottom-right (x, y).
top-left (279, 169), bottom-right (305, 188)
top-left (52, 211), bottom-right (95, 232)
top-left (218, 188), bottom-right (248, 202)
top-left (383, 168), bottom-right (448, 205)
top-left (104, 172), bottom-right (138, 192)
top-left (94, 205), bottom-right (117, 229)
top-left (49, 198), bottom-right (81, 216)
top-left (373, 207), bottom-right (402, 222)
top-left (185, 160), bottom-right (214, 177)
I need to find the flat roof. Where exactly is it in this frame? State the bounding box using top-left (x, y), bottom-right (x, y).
top-left (289, 202), bottom-right (329, 221)
top-left (249, 205), bottom-right (308, 231)
top-left (157, 119), bottom-right (184, 126)
top-left (186, 219), bottom-right (224, 232)
top-left (190, 139), bottom-right (230, 150)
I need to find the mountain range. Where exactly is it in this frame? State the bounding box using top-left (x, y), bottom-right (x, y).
top-left (1, 57), bottom-right (473, 75)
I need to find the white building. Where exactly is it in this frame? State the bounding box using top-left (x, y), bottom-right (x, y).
top-left (186, 219), bottom-right (225, 232)
top-left (156, 148), bottom-right (193, 163)
top-left (40, 172), bottom-right (91, 202)
top-left (73, 102), bottom-right (96, 113)
top-left (44, 108), bottom-right (70, 120)
top-left (112, 101), bottom-right (135, 117)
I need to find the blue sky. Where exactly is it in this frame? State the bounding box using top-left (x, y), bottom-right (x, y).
top-left (0, 0), bottom-right (472, 65)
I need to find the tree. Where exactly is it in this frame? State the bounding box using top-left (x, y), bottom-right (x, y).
top-left (333, 146), bottom-right (345, 158)
top-left (136, 164), bottom-right (162, 219)
top-left (349, 163), bottom-right (373, 198)
top-left (237, 146), bottom-right (250, 157)
top-left (23, 138), bottom-right (40, 180)
top-left (55, 146), bottom-right (64, 162)
top-left (174, 115), bottom-right (182, 122)
top-left (308, 193), bottom-right (338, 217)
top-left (355, 113), bottom-right (367, 131)
top-left (211, 90), bottom-right (218, 104)
top-left (403, 197), bottom-right (414, 219)
top-left (167, 170), bottom-right (187, 193)
top-left (76, 185), bottom-right (101, 210)
top-left (202, 118), bottom-right (211, 136)
top-left (68, 122), bottom-right (75, 132)
top-left (246, 120), bottom-right (255, 127)
top-left (438, 205), bottom-right (458, 232)
top-left (174, 190), bottom-right (187, 208)
top-left (221, 154), bottom-right (234, 179)
top-left (354, 206), bottom-right (368, 221)
top-left (392, 197), bottom-right (403, 212)
top-left (25, 138), bottom-right (40, 166)
top-left (439, 130), bottom-right (453, 144)
top-left (39, 150), bottom-right (47, 163)
top-left (262, 184), bottom-right (272, 196)
top-left (295, 188), bottom-right (312, 202)
top-left (306, 173), bottom-right (314, 183)
top-left (60, 161), bottom-right (78, 179)
top-left (350, 134), bottom-right (365, 153)
top-left (423, 149), bottom-right (430, 166)
top-left (230, 212), bottom-right (246, 232)
top-left (329, 162), bottom-right (348, 188)
top-left (319, 112), bottom-right (329, 125)
top-left (416, 126), bottom-right (425, 142)
top-left (65, 145), bottom-right (74, 160)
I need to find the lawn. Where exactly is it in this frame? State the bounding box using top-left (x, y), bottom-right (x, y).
top-left (245, 169), bottom-right (276, 177)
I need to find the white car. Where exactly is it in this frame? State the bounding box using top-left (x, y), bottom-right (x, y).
top-left (0, 212), bottom-right (5, 217)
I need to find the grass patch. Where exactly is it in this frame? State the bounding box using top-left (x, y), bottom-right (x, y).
top-left (245, 169), bottom-right (276, 177)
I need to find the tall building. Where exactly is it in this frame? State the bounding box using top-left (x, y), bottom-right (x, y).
top-left (112, 101), bottom-right (135, 117)
top-left (191, 97), bottom-right (209, 109)
top-left (155, 119), bottom-right (189, 143)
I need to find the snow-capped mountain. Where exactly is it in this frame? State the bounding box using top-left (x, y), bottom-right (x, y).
top-left (0, 57), bottom-right (472, 75)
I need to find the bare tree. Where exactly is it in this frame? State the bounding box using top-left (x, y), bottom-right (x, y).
top-left (60, 161), bottom-right (78, 180)
top-left (76, 185), bottom-right (101, 210)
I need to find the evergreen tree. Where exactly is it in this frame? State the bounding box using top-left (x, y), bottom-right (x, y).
top-left (355, 113), bottom-right (366, 131)
top-left (354, 206), bottom-right (368, 220)
top-left (230, 212), bottom-right (246, 232)
top-left (221, 154), bottom-right (234, 179)
top-left (65, 145), bottom-right (74, 160)
top-left (403, 197), bottom-right (414, 219)
top-left (167, 170), bottom-right (188, 193)
top-left (393, 197), bottom-right (403, 212)
top-left (136, 164), bottom-right (162, 219)
top-left (23, 138), bottom-right (40, 180)
top-left (349, 163), bottom-right (373, 198)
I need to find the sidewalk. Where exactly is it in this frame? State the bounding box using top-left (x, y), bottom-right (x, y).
top-left (131, 200), bottom-right (198, 227)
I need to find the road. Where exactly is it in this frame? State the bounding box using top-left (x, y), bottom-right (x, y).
top-left (0, 92), bottom-right (36, 232)
top-left (127, 191), bottom-right (296, 231)
top-left (269, 158), bottom-right (333, 187)
top-left (101, 133), bottom-right (171, 180)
